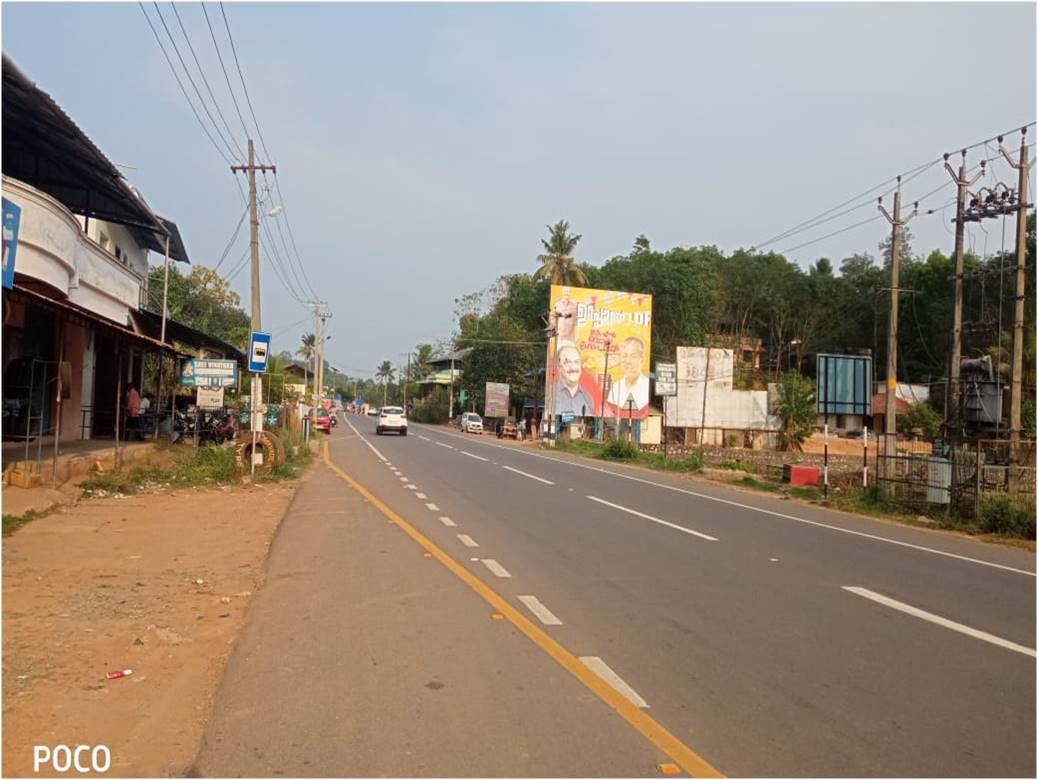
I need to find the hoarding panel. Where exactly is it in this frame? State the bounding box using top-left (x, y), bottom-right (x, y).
top-left (816, 354), bottom-right (873, 415)
top-left (484, 382), bottom-right (509, 418)
top-left (548, 285), bottom-right (652, 419)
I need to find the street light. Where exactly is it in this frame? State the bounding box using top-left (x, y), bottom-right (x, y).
top-left (265, 205), bottom-right (283, 218)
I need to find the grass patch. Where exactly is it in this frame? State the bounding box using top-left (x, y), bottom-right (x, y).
top-left (555, 438), bottom-right (705, 473)
top-left (260, 434), bottom-right (314, 482)
top-left (2, 508), bottom-right (49, 536)
top-left (80, 446), bottom-right (240, 497)
top-left (737, 476), bottom-right (782, 493)
top-left (716, 460), bottom-right (754, 473)
top-left (978, 494), bottom-right (1036, 540)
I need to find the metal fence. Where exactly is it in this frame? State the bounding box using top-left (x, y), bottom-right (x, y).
top-left (876, 435), bottom-right (1035, 518)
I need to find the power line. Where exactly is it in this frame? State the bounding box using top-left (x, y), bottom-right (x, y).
top-left (754, 123), bottom-right (1036, 253)
top-left (779, 214), bottom-right (884, 255)
top-left (169, 2), bottom-right (243, 159)
top-left (212, 202), bottom-right (250, 272)
top-left (138, 2), bottom-right (232, 165)
top-left (261, 173), bottom-right (315, 299)
top-left (151, 2), bottom-right (239, 161)
top-left (200, 1), bottom-right (251, 143)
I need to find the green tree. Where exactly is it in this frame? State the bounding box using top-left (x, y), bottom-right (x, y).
top-left (376, 360), bottom-right (395, 406)
top-left (296, 333), bottom-right (316, 392)
top-left (776, 372), bottom-right (816, 451)
top-left (534, 220), bottom-right (588, 286)
top-left (147, 264), bottom-right (250, 348)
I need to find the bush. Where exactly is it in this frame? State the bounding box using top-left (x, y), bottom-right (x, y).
top-left (601, 439), bottom-right (639, 460)
top-left (777, 372), bottom-right (816, 451)
top-left (978, 495), bottom-right (1036, 539)
top-left (897, 402), bottom-right (941, 439)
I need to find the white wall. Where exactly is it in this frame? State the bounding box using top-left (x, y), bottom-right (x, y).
top-left (3, 176), bottom-right (145, 323)
top-left (668, 346), bottom-right (781, 431)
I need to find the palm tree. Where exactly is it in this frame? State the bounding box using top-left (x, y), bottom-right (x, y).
top-left (375, 360), bottom-right (395, 406)
top-left (297, 333), bottom-right (316, 390)
top-left (534, 219), bottom-right (588, 286)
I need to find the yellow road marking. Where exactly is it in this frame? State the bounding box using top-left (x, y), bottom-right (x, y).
top-left (322, 443), bottom-right (723, 778)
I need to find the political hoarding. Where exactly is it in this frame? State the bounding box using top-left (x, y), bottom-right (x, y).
top-left (485, 382), bottom-right (509, 418)
top-left (548, 285), bottom-right (653, 420)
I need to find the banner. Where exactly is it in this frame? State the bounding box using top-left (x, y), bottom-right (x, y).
top-left (484, 382), bottom-right (509, 418)
top-left (548, 285), bottom-right (653, 419)
top-left (2, 197), bottom-right (22, 290)
top-left (655, 362), bottom-right (677, 396)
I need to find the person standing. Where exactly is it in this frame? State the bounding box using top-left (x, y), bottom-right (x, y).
top-left (126, 383), bottom-right (142, 441)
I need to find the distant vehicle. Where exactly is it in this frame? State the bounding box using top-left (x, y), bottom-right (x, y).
top-left (843, 428), bottom-right (865, 439)
top-left (314, 408), bottom-right (333, 433)
top-left (377, 406), bottom-right (407, 436)
top-left (367, 407), bottom-right (379, 416)
top-left (460, 412), bottom-right (483, 434)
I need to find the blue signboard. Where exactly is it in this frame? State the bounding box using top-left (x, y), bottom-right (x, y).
top-left (2, 197), bottom-right (22, 290)
top-left (248, 331), bottom-right (271, 373)
top-left (816, 354), bottom-right (873, 416)
top-left (179, 359), bottom-right (238, 388)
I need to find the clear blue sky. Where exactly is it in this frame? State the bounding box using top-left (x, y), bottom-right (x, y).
top-left (3, 2), bottom-right (1035, 376)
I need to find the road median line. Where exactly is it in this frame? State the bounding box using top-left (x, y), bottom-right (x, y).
top-left (321, 442), bottom-right (724, 778)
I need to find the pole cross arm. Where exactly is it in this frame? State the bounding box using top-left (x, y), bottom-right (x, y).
top-left (230, 163), bottom-right (277, 174)
top-left (998, 144), bottom-right (1035, 173)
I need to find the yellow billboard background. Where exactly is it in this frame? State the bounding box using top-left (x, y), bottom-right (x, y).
top-left (548, 285), bottom-right (653, 419)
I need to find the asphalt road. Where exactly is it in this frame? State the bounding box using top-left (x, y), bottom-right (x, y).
top-left (320, 415), bottom-right (1035, 777)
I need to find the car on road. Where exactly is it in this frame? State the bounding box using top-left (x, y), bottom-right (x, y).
top-left (367, 406), bottom-right (380, 416)
top-left (376, 406), bottom-right (407, 436)
top-left (313, 408), bottom-right (332, 433)
top-left (460, 412), bottom-right (483, 434)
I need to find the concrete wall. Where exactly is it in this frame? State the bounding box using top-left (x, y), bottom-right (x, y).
top-left (669, 346), bottom-right (781, 431)
top-left (4, 176), bottom-right (145, 323)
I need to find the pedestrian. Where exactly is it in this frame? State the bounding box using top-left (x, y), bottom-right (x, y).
top-left (126, 382), bottom-right (142, 441)
top-left (518, 417), bottom-right (526, 441)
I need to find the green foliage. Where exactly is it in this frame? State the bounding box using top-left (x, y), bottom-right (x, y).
top-left (897, 402), bottom-right (941, 439)
top-left (81, 447), bottom-right (240, 496)
top-left (147, 264), bottom-right (250, 349)
top-left (717, 460), bottom-right (754, 472)
top-left (776, 372), bottom-right (816, 451)
top-left (601, 439), bottom-right (639, 460)
top-left (978, 495), bottom-right (1036, 539)
top-left (2, 509), bottom-right (48, 536)
top-left (535, 220), bottom-right (587, 285)
top-left (412, 386), bottom-right (451, 423)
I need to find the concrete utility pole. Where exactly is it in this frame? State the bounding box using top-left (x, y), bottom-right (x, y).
top-left (231, 139), bottom-right (276, 471)
top-left (944, 151), bottom-right (985, 440)
top-left (448, 341), bottom-right (456, 422)
top-left (998, 129), bottom-right (1034, 469)
top-left (542, 312), bottom-right (557, 447)
top-left (878, 179), bottom-right (917, 478)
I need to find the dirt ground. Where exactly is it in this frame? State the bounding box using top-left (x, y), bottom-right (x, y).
top-left (2, 478), bottom-right (300, 777)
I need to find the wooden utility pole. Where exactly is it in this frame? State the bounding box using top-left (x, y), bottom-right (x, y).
top-left (231, 139), bottom-right (276, 474)
top-left (998, 129), bottom-right (1034, 469)
top-left (878, 179), bottom-right (917, 480)
top-left (943, 151), bottom-right (985, 440)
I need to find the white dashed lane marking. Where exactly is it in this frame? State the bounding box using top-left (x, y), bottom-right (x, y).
top-left (461, 451), bottom-right (489, 462)
top-left (457, 534), bottom-right (479, 548)
top-left (518, 595), bottom-right (563, 626)
top-left (416, 492), bottom-right (428, 499)
top-left (503, 465), bottom-right (554, 485)
top-left (580, 657), bottom-right (649, 708)
top-left (480, 559), bottom-right (512, 578)
top-left (435, 441), bottom-right (454, 449)
top-left (425, 503), bottom-right (440, 512)
top-left (439, 517), bottom-right (456, 527)
top-left (586, 495), bottom-right (717, 542)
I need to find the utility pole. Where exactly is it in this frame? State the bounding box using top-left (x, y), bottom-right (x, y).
top-left (878, 178), bottom-right (917, 482)
top-left (231, 139), bottom-right (275, 474)
top-left (404, 352), bottom-right (411, 410)
top-left (998, 128), bottom-right (1034, 473)
top-left (448, 340), bottom-right (456, 422)
top-left (542, 311), bottom-right (557, 447)
top-left (943, 151), bottom-right (985, 441)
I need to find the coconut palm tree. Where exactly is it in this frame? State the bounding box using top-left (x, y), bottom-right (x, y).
top-left (376, 360), bottom-right (395, 406)
top-left (297, 333), bottom-right (316, 389)
top-left (534, 219), bottom-right (588, 286)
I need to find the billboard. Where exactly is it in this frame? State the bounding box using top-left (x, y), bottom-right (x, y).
top-left (180, 359), bottom-right (239, 388)
top-left (655, 362), bottom-right (677, 396)
top-left (547, 285), bottom-right (653, 419)
top-left (816, 354), bottom-right (872, 416)
top-left (485, 382), bottom-right (509, 418)
top-left (669, 347), bottom-right (780, 430)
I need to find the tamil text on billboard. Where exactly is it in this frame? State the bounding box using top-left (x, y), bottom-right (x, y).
top-left (548, 285), bottom-right (652, 419)
top-left (484, 382), bottom-right (509, 418)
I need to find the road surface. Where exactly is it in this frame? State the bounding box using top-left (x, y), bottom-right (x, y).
top-left (196, 415), bottom-right (1035, 777)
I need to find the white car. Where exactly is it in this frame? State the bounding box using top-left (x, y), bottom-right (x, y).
top-left (460, 412), bottom-right (483, 434)
top-left (376, 406), bottom-right (407, 436)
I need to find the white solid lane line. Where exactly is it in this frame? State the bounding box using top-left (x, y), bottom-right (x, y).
top-left (416, 492), bottom-right (428, 499)
top-left (457, 534), bottom-right (479, 548)
top-left (461, 451), bottom-right (489, 462)
top-left (411, 424), bottom-right (1033, 578)
top-left (843, 586), bottom-right (1036, 658)
top-left (503, 465), bottom-right (555, 485)
top-left (480, 559), bottom-right (512, 578)
top-left (518, 595), bottom-right (563, 626)
top-left (439, 516), bottom-right (456, 527)
top-left (342, 415), bottom-right (387, 461)
top-left (436, 441), bottom-right (454, 449)
top-left (587, 495), bottom-right (718, 541)
top-left (579, 657), bottom-right (649, 709)
top-left (425, 503), bottom-right (440, 512)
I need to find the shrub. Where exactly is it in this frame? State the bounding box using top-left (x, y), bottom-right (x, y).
top-left (601, 439), bottom-right (639, 460)
top-left (897, 402), bottom-right (941, 440)
top-left (978, 495), bottom-right (1036, 539)
top-left (776, 372), bottom-right (816, 451)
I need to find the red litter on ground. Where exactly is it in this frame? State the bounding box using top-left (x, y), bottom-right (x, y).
top-left (106, 669), bottom-right (133, 680)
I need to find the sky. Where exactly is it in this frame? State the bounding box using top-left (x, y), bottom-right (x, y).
top-left (3, 2), bottom-right (1035, 377)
